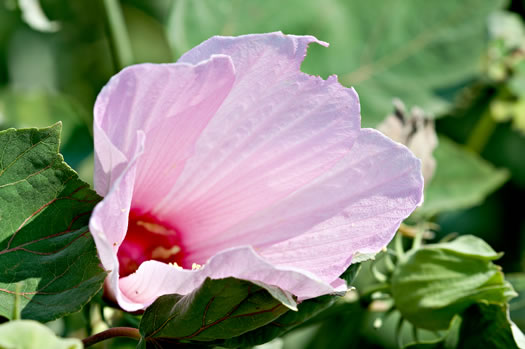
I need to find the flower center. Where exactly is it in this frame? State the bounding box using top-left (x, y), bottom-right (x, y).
top-left (117, 212), bottom-right (184, 277)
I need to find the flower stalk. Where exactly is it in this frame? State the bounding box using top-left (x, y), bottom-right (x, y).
top-left (82, 327), bottom-right (140, 347)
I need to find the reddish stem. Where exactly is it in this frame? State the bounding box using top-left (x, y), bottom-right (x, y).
top-left (82, 327), bottom-right (141, 347)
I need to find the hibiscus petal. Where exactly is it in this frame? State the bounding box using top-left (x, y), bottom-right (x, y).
top-left (93, 121), bottom-right (128, 197)
top-left (178, 32), bottom-right (327, 74)
top-left (89, 131), bottom-right (144, 302)
top-left (91, 55), bottom-right (236, 300)
top-left (93, 55), bottom-right (236, 211)
top-left (152, 33), bottom-right (361, 256)
top-left (117, 246), bottom-right (337, 312)
top-left (191, 129), bottom-right (423, 283)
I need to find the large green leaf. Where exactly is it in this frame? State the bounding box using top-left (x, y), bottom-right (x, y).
top-left (138, 277), bottom-right (293, 347)
top-left (141, 264), bottom-right (360, 348)
top-left (416, 136), bottom-right (509, 217)
top-left (221, 295), bottom-right (335, 348)
top-left (391, 235), bottom-right (516, 330)
top-left (165, 0), bottom-right (501, 126)
top-left (219, 264), bottom-right (360, 347)
top-left (0, 320), bottom-right (82, 349)
top-left (0, 123), bottom-right (105, 322)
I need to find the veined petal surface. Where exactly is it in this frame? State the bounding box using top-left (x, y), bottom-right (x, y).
top-left (153, 33), bottom-right (361, 259)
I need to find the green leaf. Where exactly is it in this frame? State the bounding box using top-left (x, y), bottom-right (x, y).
top-left (404, 302), bottom-right (525, 349)
top-left (409, 314), bottom-right (462, 349)
top-left (404, 340), bottom-right (449, 349)
top-left (0, 123), bottom-right (105, 322)
top-left (403, 321), bottom-right (459, 349)
top-left (416, 137), bottom-right (509, 217)
top-left (508, 273), bottom-right (525, 332)
top-left (339, 263), bottom-right (362, 286)
top-left (139, 277), bottom-right (290, 347)
top-left (330, 0), bottom-right (503, 126)
top-left (6, 28), bottom-right (57, 91)
top-left (301, 300), bottom-right (364, 349)
top-left (122, 5), bottom-right (173, 64)
top-left (425, 234), bottom-right (503, 261)
top-left (0, 89), bottom-right (93, 169)
top-left (0, 320), bottom-right (82, 349)
top-left (508, 274), bottom-right (525, 312)
top-left (391, 235), bottom-right (516, 330)
top-left (165, 0), bottom-right (502, 126)
top-left (218, 264), bottom-right (359, 348)
top-left (456, 302), bottom-right (523, 349)
top-left (222, 295), bottom-right (335, 348)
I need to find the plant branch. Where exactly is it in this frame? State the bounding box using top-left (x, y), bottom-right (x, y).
top-left (102, 0), bottom-right (134, 70)
top-left (82, 327), bottom-right (141, 347)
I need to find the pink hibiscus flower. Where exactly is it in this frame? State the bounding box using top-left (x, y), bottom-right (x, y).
top-left (89, 32), bottom-right (423, 312)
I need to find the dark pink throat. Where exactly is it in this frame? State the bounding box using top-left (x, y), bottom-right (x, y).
top-left (117, 211), bottom-right (184, 277)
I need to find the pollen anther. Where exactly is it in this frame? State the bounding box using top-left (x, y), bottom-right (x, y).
top-left (151, 245), bottom-right (181, 259)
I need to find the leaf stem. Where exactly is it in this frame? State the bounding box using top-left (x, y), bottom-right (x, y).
top-left (394, 233), bottom-right (406, 263)
top-left (360, 282), bottom-right (391, 301)
top-left (411, 227), bottom-right (424, 251)
top-left (13, 283), bottom-right (21, 320)
top-left (82, 327), bottom-right (141, 347)
top-left (102, 0), bottom-right (134, 70)
top-left (466, 108), bottom-right (497, 154)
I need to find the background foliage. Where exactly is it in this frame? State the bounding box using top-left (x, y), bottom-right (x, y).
top-left (1, 0), bottom-right (525, 348)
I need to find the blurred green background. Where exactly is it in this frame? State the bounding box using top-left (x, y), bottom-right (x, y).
top-left (1, 0), bottom-right (525, 348)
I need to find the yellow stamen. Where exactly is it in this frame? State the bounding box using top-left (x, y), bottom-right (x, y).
top-left (168, 262), bottom-right (183, 270)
